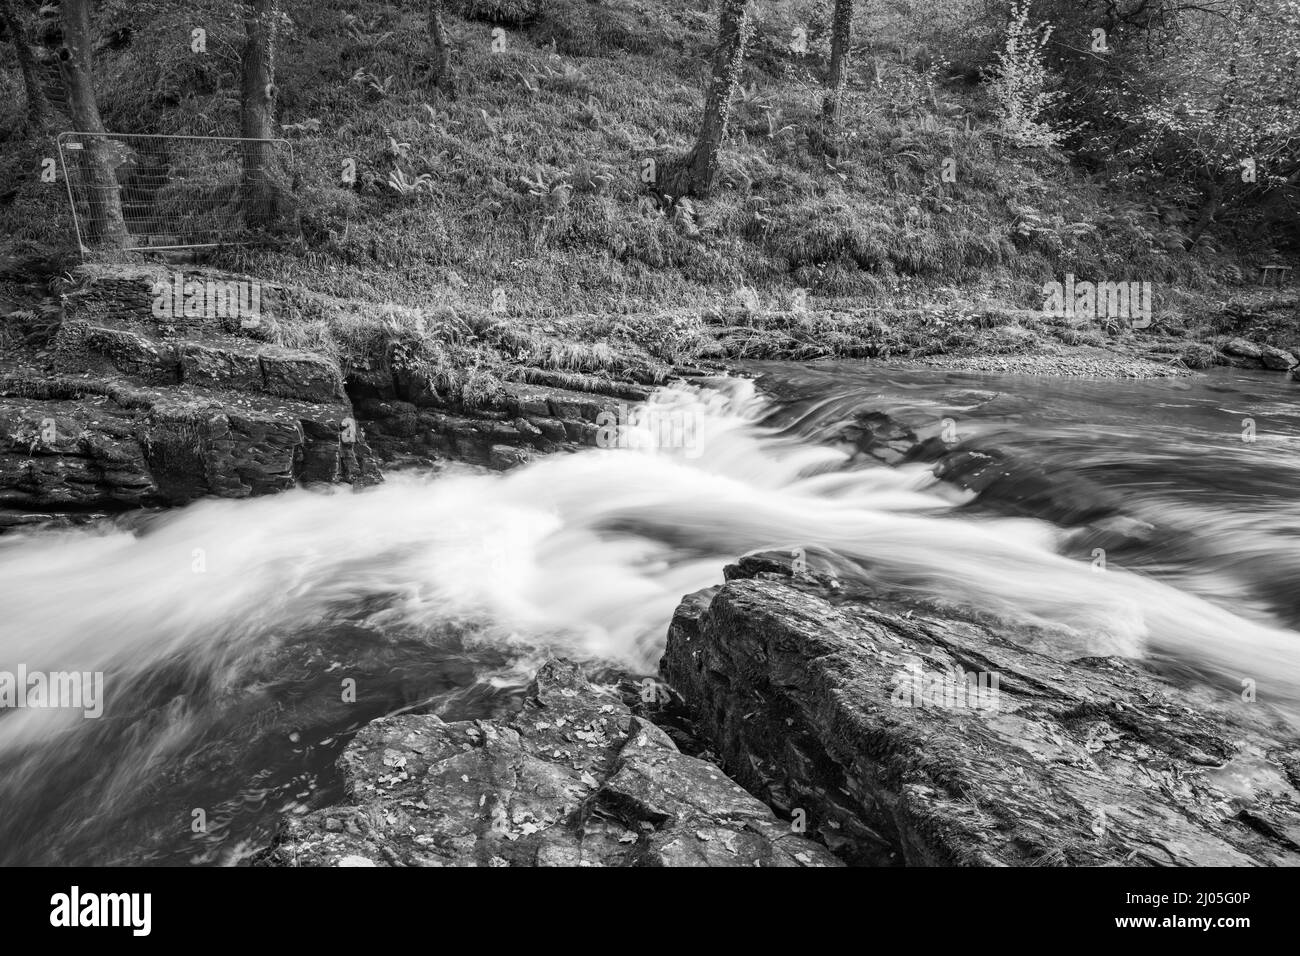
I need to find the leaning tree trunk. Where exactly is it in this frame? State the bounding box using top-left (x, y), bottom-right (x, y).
top-left (682, 0), bottom-right (751, 198)
top-left (240, 0), bottom-right (279, 229)
top-left (57, 0), bottom-right (128, 248)
top-left (1, 0), bottom-right (54, 130)
top-left (427, 0), bottom-right (453, 90)
top-left (822, 0), bottom-right (854, 124)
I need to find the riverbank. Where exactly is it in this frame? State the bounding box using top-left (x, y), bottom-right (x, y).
top-left (5, 259), bottom-right (1299, 531)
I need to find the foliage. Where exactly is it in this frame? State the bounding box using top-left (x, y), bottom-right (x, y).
top-left (450, 0), bottom-right (543, 27)
top-left (985, 0), bottom-right (1070, 148)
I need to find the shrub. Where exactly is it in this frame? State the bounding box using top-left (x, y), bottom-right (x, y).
top-left (985, 0), bottom-right (1070, 148)
top-left (451, 0), bottom-right (543, 27)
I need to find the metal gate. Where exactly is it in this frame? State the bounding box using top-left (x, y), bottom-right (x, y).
top-left (56, 132), bottom-right (298, 254)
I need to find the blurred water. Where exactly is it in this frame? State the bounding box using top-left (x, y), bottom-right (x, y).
top-left (1, 365), bottom-right (1298, 864)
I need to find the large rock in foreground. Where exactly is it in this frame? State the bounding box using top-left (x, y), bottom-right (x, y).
top-left (259, 660), bottom-right (839, 867)
top-left (662, 554), bottom-right (1300, 866)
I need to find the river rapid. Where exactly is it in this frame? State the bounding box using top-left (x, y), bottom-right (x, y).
top-left (2, 363), bottom-right (1298, 864)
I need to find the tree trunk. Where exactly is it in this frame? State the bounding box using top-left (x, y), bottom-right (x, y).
top-left (822, 0), bottom-right (854, 124)
top-left (1, 0), bottom-right (54, 130)
top-left (683, 0), bottom-right (751, 198)
top-left (1187, 176), bottom-right (1222, 248)
top-left (57, 0), bottom-right (129, 248)
top-left (428, 0), bottom-right (453, 90)
top-left (241, 0), bottom-right (279, 229)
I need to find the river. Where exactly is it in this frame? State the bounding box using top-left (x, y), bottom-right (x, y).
top-left (1, 363), bottom-right (1298, 864)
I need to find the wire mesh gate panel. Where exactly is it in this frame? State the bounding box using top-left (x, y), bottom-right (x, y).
top-left (56, 132), bottom-right (298, 253)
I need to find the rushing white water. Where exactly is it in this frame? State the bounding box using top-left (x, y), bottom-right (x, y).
top-left (5, 370), bottom-right (1300, 863)
top-left (3, 374), bottom-right (1300, 770)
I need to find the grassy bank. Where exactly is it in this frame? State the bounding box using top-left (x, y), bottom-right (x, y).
top-left (1, 0), bottom-right (1293, 388)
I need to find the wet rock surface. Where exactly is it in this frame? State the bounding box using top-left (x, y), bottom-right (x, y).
top-left (661, 553), bottom-right (1300, 866)
top-left (259, 660), bottom-right (840, 867)
top-left (351, 370), bottom-right (652, 472)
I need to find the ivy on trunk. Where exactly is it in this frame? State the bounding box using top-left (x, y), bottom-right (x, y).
top-left (680, 0), bottom-right (751, 199)
top-left (822, 0), bottom-right (854, 125)
top-left (57, 0), bottom-right (129, 248)
top-left (428, 0), bottom-right (454, 92)
top-left (241, 0), bottom-right (280, 230)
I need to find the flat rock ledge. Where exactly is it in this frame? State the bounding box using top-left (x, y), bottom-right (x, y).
top-left (662, 554), bottom-right (1300, 867)
top-left (1, 264), bottom-right (380, 528)
top-left (257, 660), bottom-right (839, 867)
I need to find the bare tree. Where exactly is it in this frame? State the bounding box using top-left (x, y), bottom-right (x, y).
top-left (241, 0), bottom-right (280, 229)
top-left (680, 0), bottom-right (752, 198)
top-left (1, 0), bottom-right (54, 130)
top-left (822, 0), bottom-right (854, 124)
top-left (427, 0), bottom-right (453, 90)
top-left (56, 0), bottom-right (128, 247)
